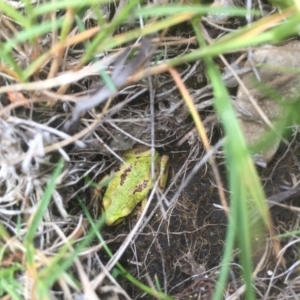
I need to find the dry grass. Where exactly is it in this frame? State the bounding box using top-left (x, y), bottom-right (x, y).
top-left (1, 1), bottom-right (300, 299)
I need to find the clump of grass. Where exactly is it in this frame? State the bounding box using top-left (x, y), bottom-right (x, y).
top-left (1, 1), bottom-right (300, 299)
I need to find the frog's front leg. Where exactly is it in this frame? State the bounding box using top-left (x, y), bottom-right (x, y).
top-left (127, 197), bottom-right (148, 222)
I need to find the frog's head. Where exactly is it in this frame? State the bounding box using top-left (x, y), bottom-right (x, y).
top-left (103, 200), bottom-right (133, 226)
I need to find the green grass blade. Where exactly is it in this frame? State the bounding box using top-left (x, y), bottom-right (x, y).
top-left (3, 18), bottom-right (64, 54)
top-left (31, 0), bottom-right (111, 16)
top-left (190, 17), bottom-right (270, 300)
top-left (0, 0), bottom-right (30, 27)
top-left (136, 5), bottom-right (259, 18)
top-left (79, 200), bottom-right (175, 300)
top-left (24, 159), bottom-right (64, 243)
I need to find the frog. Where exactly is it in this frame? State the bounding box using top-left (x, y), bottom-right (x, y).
top-left (99, 146), bottom-right (169, 226)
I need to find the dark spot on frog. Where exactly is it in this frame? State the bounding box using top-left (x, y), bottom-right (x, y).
top-left (133, 180), bottom-right (149, 193)
top-left (120, 167), bottom-right (131, 185)
top-left (114, 165), bottom-right (121, 173)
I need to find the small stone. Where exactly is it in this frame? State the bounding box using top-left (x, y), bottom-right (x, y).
top-left (235, 41), bottom-right (300, 164)
top-left (207, 0), bottom-right (235, 23)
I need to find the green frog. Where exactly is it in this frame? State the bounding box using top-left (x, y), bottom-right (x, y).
top-left (99, 146), bottom-right (169, 226)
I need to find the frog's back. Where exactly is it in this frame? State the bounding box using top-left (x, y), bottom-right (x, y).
top-left (107, 159), bottom-right (154, 205)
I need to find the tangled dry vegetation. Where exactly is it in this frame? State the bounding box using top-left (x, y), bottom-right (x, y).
top-left (1, 0), bottom-right (300, 299)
